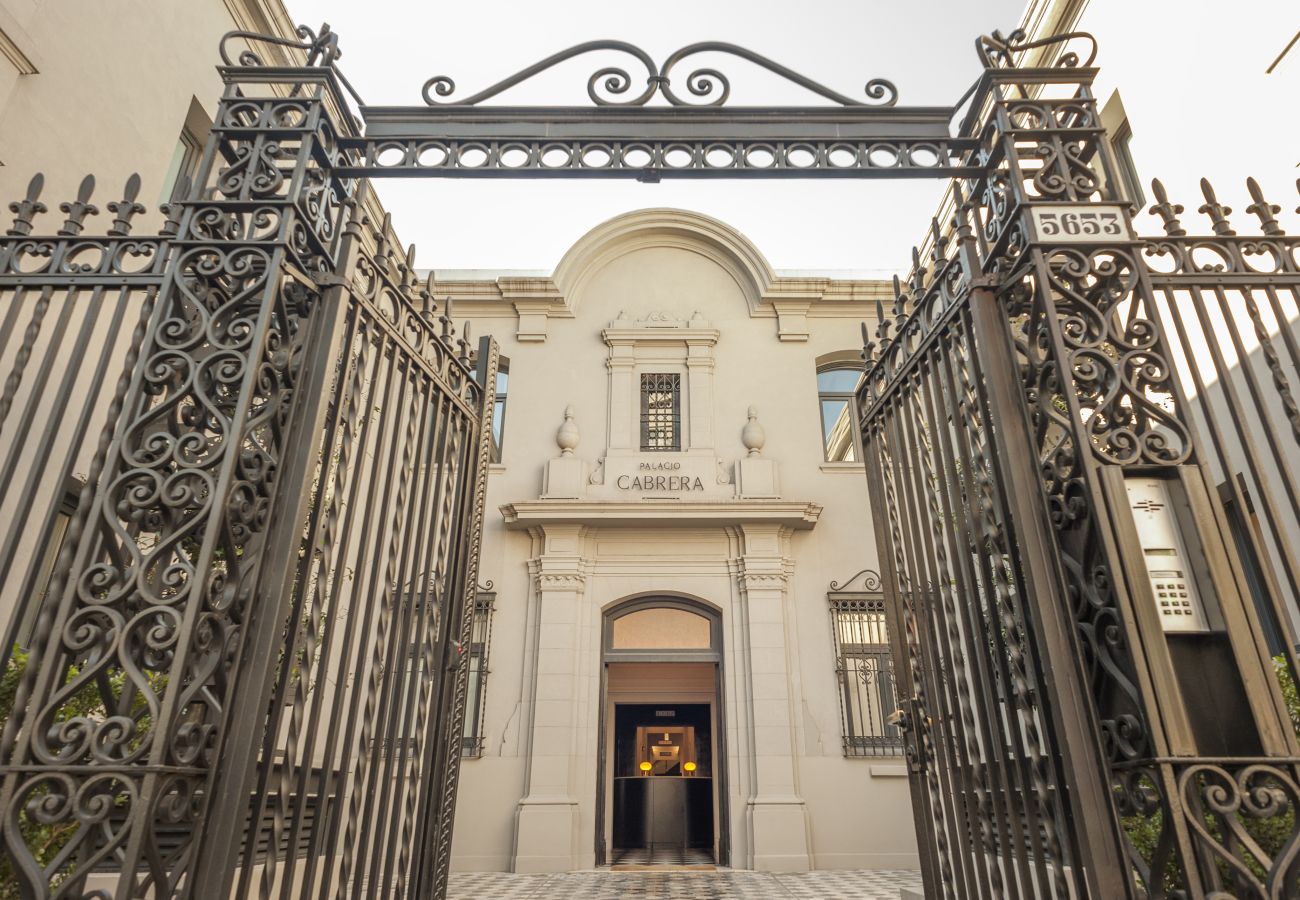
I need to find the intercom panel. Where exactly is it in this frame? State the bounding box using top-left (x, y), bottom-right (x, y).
top-left (1125, 477), bottom-right (1211, 634)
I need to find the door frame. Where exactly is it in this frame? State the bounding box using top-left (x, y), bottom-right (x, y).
top-left (594, 596), bottom-right (729, 867)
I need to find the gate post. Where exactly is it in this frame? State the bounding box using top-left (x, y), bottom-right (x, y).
top-left (0, 26), bottom-right (357, 898)
top-left (419, 333), bottom-right (498, 899)
top-left (965, 29), bottom-right (1300, 895)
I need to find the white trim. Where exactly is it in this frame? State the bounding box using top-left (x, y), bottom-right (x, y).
top-left (500, 500), bottom-right (822, 529)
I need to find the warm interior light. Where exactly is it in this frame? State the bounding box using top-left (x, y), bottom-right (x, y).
top-left (639, 761), bottom-right (652, 774)
top-left (683, 762), bottom-right (697, 773)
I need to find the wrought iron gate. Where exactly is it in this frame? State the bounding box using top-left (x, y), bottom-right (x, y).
top-left (0, 27), bottom-right (495, 899)
top-left (0, 19), bottom-right (1297, 900)
top-left (859, 30), bottom-right (1300, 900)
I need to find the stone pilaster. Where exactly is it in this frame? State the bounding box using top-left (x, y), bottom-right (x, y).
top-left (513, 525), bottom-right (591, 872)
top-left (734, 523), bottom-right (811, 872)
top-left (685, 341), bottom-right (716, 450)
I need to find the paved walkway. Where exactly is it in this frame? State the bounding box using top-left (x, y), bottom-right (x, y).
top-left (447, 869), bottom-right (922, 899)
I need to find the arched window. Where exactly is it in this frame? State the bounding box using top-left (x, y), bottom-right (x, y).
top-left (817, 365), bottom-right (863, 462)
top-left (603, 597), bottom-right (721, 660)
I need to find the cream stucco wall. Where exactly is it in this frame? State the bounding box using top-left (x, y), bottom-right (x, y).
top-left (442, 209), bottom-right (920, 873)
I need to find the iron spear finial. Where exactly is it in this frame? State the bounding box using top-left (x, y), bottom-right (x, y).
top-left (374, 211), bottom-right (392, 263)
top-left (1148, 178), bottom-right (1186, 237)
top-left (860, 321), bottom-right (876, 368)
top-left (1198, 177), bottom-right (1236, 236)
top-left (1245, 177), bottom-right (1284, 236)
top-left (58, 175), bottom-right (99, 236)
top-left (159, 175), bottom-right (191, 237)
top-left (7, 173), bottom-right (47, 236)
top-left (107, 174), bottom-right (146, 237)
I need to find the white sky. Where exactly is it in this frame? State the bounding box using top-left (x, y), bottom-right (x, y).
top-left (283, 0), bottom-right (1027, 274)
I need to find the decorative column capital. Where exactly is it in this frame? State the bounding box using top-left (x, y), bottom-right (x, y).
top-left (536, 572), bottom-right (586, 591)
top-left (739, 571), bottom-right (789, 589)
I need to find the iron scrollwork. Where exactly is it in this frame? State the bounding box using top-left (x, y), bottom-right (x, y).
top-left (421, 39), bottom-right (898, 108)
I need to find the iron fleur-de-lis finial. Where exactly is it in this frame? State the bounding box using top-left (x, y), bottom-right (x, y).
top-left (373, 211), bottom-right (392, 265)
top-left (874, 297), bottom-right (893, 353)
top-left (891, 274), bottom-right (908, 331)
top-left (457, 319), bottom-right (473, 364)
top-left (419, 271), bottom-right (438, 321)
top-left (58, 175), bottom-right (99, 236)
top-left (159, 175), bottom-right (191, 237)
top-left (909, 246), bottom-right (925, 297)
top-left (1245, 177), bottom-right (1284, 236)
top-left (951, 180), bottom-right (974, 242)
top-left (399, 243), bottom-right (418, 297)
top-left (440, 295), bottom-right (456, 346)
top-left (7, 173), bottom-right (47, 236)
top-left (107, 174), bottom-right (146, 237)
top-left (929, 217), bottom-right (948, 266)
top-left (1198, 178), bottom-right (1236, 236)
top-left (860, 320), bottom-right (876, 367)
top-left (1148, 178), bottom-right (1186, 237)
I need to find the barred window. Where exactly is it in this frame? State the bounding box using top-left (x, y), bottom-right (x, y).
top-left (462, 591), bottom-right (496, 758)
top-left (640, 373), bottom-right (681, 451)
top-left (829, 594), bottom-right (903, 757)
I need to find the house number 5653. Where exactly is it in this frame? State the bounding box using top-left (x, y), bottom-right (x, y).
top-left (1030, 205), bottom-right (1131, 241)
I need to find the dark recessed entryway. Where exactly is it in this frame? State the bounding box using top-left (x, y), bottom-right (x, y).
top-left (611, 703), bottom-right (715, 867)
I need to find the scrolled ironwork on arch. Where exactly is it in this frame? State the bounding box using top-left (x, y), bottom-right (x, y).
top-left (420, 39), bottom-right (899, 108)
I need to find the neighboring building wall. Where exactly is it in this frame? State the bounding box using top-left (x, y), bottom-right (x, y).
top-left (442, 209), bottom-right (920, 873)
top-left (1025, 0), bottom-right (1296, 211)
top-left (0, 0), bottom-right (301, 229)
top-left (1020, 0), bottom-right (1300, 640)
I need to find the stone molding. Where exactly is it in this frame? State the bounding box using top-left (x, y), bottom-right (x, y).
top-left (500, 500), bottom-right (821, 530)
top-left (423, 209), bottom-right (890, 342)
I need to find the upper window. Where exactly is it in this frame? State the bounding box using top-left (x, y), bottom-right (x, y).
top-left (161, 97), bottom-right (211, 203)
top-left (490, 361), bottom-right (509, 464)
top-left (1110, 120), bottom-right (1145, 209)
top-left (817, 367), bottom-right (863, 462)
top-left (640, 373), bottom-right (681, 452)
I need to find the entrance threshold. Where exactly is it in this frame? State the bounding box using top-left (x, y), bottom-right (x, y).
top-left (610, 847), bottom-right (716, 870)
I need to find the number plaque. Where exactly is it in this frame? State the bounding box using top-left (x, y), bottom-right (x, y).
top-left (1029, 205), bottom-right (1132, 242)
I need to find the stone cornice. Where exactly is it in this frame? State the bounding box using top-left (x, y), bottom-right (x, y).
top-left (0, 9), bottom-right (37, 75)
top-left (602, 326), bottom-right (720, 347)
top-left (500, 500), bottom-right (821, 530)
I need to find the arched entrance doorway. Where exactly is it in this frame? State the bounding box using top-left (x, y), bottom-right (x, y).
top-left (596, 596), bottom-right (728, 868)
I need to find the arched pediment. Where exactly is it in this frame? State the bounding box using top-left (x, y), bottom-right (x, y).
top-left (552, 208), bottom-right (776, 316)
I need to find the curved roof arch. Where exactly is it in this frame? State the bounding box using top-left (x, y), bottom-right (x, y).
top-left (551, 208), bottom-right (777, 315)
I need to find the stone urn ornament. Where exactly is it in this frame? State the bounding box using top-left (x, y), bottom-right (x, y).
top-left (741, 406), bottom-right (765, 457)
top-left (556, 405), bottom-right (580, 456)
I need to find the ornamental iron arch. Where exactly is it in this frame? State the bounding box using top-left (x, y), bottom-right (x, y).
top-left (0, 19), bottom-right (1295, 900)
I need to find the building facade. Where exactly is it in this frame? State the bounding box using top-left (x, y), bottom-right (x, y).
top-left (2, 0), bottom-right (1296, 890)
top-left (438, 209), bottom-right (916, 873)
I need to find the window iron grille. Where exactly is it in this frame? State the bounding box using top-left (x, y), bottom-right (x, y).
top-left (829, 595), bottom-right (903, 757)
top-left (462, 591), bottom-right (496, 757)
top-left (640, 373), bottom-right (681, 452)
